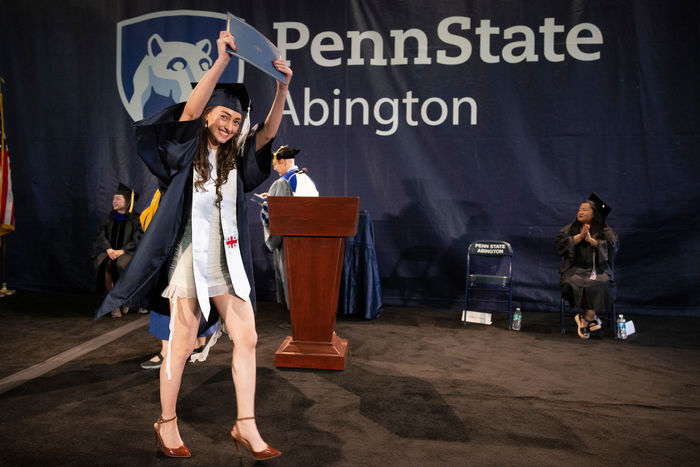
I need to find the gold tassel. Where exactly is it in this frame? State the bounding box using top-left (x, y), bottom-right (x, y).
top-left (272, 145), bottom-right (288, 164)
top-left (129, 189), bottom-right (135, 213)
top-left (139, 189), bottom-right (161, 231)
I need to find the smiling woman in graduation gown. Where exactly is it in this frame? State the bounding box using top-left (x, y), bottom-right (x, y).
top-left (95, 30), bottom-right (291, 460)
top-left (95, 101), bottom-right (268, 325)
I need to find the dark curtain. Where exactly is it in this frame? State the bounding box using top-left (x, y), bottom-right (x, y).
top-left (0, 0), bottom-right (698, 314)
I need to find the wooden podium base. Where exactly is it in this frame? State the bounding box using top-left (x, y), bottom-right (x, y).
top-left (274, 333), bottom-right (348, 370)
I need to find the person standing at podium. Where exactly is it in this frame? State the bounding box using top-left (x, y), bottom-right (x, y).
top-left (260, 145), bottom-right (319, 309)
top-left (95, 30), bottom-right (290, 460)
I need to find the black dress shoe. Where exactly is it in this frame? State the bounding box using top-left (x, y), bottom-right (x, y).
top-left (141, 353), bottom-right (164, 370)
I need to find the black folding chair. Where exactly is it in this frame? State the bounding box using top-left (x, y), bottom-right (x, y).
top-left (463, 241), bottom-right (514, 328)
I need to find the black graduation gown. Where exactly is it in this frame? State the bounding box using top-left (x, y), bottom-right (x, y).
top-left (92, 211), bottom-right (143, 293)
top-left (95, 103), bottom-right (272, 320)
top-left (556, 222), bottom-right (619, 312)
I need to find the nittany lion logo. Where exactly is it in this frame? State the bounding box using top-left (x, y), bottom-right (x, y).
top-left (117, 10), bottom-right (244, 122)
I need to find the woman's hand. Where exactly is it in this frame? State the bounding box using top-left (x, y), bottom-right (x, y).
top-left (582, 224), bottom-right (592, 241)
top-left (181, 30), bottom-right (236, 121)
top-left (582, 224), bottom-right (599, 246)
top-left (273, 59), bottom-right (293, 87)
top-left (215, 30), bottom-right (237, 65)
top-left (574, 224), bottom-right (588, 245)
top-left (256, 59), bottom-right (293, 150)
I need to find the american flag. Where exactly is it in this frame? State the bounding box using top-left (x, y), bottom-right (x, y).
top-left (0, 81), bottom-right (14, 238)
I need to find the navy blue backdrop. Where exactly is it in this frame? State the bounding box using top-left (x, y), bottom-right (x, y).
top-left (0, 0), bottom-right (698, 314)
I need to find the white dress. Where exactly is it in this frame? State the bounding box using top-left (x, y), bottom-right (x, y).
top-left (162, 148), bottom-right (234, 301)
top-left (161, 206), bottom-right (233, 300)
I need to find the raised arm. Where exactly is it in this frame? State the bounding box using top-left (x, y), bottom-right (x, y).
top-left (180, 31), bottom-right (237, 122)
top-left (255, 60), bottom-right (293, 151)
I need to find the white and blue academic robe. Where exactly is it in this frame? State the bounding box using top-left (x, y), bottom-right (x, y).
top-left (259, 166), bottom-right (318, 307)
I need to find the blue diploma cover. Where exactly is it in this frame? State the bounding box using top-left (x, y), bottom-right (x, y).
top-left (226, 12), bottom-right (287, 84)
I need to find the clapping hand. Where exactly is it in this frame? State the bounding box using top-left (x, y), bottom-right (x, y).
top-left (581, 224), bottom-right (591, 240)
top-left (581, 224), bottom-right (598, 246)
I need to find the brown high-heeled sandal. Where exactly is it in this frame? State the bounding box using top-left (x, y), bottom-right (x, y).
top-left (230, 417), bottom-right (281, 461)
top-left (154, 415), bottom-right (191, 458)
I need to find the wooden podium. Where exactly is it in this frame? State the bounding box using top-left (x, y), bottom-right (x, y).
top-left (267, 196), bottom-right (359, 370)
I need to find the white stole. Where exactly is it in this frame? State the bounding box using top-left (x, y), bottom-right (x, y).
top-left (191, 149), bottom-right (250, 321)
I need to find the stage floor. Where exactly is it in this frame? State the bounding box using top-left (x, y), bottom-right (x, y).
top-left (1, 291), bottom-right (699, 466)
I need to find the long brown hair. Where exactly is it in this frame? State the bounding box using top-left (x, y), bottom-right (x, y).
top-left (193, 106), bottom-right (238, 208)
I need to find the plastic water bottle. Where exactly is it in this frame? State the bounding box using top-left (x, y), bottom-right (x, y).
top-left (512, 307), bottom-right (522, 331)
top-left (616, 314), bottom-right (627, 340)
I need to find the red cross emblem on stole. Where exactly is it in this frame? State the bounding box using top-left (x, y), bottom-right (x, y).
top-left (226, 236), bottom-right (238, 248)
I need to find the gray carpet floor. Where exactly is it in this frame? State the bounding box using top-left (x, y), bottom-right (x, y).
top-left (0, 291), bottom-right (699, 466)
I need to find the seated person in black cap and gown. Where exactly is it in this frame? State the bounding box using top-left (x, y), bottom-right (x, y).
top-left (556, 193), bottom-right (619, 339)
top-left (92, 183), bottom-right (143, 317)
top-left (260, 145), bottom-right (318, 309)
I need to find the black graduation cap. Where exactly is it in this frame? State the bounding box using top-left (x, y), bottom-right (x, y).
top-left (588, 192), bottom-right (611, 221)
top-left (115, 183), bottom-right (139, 213)
top-left (198, 83), bottom-right (251, 115)
top-left (273, 145), bottom-right (300, 162)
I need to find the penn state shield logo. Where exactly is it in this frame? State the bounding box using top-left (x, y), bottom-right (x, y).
top-left (117, 10), bottom-right (244, 122)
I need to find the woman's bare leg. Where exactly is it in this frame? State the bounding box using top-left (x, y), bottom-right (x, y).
top-left (211, 293), bottom-right (269, 452)
top-left (157, 297), bottom-right (201, 448)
